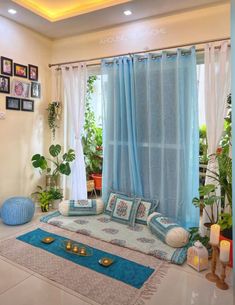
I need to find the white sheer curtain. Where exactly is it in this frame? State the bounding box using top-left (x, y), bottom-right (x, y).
top-left (202, 41), bottom-right (231, 231)
top-left (62, 64), bottom-right (87, 200)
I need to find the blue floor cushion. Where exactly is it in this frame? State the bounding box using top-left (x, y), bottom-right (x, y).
top-left (1, 197), bottom-right (35, 225)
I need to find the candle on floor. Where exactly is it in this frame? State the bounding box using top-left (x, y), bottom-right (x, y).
top-left (220, 240), bottom-right (230, 263)
top-left (45, 238), bottom-right (51, 242)
top-left (66, 241), bottom-right (72, 251)
top-left (209, 224), bottom-right (220, 245)
top-left (72, 245), bottom-right (79, 253)
top-left (79, 247), bottom-right (86, 255)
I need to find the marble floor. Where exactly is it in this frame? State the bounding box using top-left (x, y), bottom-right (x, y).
top-left (0, 212), bottom-right (233, 305)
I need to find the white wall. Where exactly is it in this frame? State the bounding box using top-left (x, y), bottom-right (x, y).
top-left (0, 16), bottom-right (52, 204)
top-left (51, 3), bottom-right (230, 65)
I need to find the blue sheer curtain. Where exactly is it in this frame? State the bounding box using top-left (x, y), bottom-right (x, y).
top-left (101, 48), bottom-right (199, 227)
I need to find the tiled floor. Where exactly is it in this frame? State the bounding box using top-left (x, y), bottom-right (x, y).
top-left (0, 212), bottom-right (233, 305)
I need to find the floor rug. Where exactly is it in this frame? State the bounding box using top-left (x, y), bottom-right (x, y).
top-left (17, 228), bottom-right (154, 289)
top-left (0, 223), bottom-right (169, 305)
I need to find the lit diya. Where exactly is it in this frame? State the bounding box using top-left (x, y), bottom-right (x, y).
top-left (99, 257), bottom-right (114, 267)
top-left (41, 237), bottom-right (55, 244)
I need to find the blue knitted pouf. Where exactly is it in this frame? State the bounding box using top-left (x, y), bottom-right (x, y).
top-left (1, 197), bottom-right (35, 226)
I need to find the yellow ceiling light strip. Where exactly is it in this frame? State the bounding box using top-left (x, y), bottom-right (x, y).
top-left (12, 0), bottom-right (131, 22)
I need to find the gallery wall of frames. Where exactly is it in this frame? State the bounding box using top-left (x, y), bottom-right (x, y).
top-left (0, 56), bottom-right (41, 112)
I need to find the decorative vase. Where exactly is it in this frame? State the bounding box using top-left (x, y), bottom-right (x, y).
top-left (51, 199), bottom-right (61, 210)
top-left (46, 174), bottom-right (61, 188)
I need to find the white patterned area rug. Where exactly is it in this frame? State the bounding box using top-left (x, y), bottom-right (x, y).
top-left (0, 223), bottom-right (169, 305)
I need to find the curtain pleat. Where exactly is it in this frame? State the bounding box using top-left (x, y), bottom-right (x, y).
top-left (62, 64), bottom-right (87, 200)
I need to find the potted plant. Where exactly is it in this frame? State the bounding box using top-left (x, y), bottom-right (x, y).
top-left (82, 76), bottom-right (103, 192)
top-left (49, 187), bottom-right (63, 209)
top-left (31, 186), bottom-right (53, 212)
top-left (199, 125), bottom-right (209, 186)
top-left (31, 144), bottom-right (75, 189)
top-left (47, 102), bottom-right (62, 139)
top-left (192, 184), bottom-right (222, 234)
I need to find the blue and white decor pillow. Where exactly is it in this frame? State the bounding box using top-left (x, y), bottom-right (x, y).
top-left (147, 212), bottom-right (189, 248)
top-left (104, 191), bottom-right (130, 215)
top-left (135, 198), bottom-right (159, 225)
top-left (111, 194), bottom-right (140, 227)
top-left (59, 199), bottom-right (104, 216)
top-left (104, 192), bottom-right (117, 215)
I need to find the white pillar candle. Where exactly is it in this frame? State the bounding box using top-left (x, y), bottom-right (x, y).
top-left (220, 240), bottom-right (230, 263)
top-left (209, 224), bottom-right (220, 245)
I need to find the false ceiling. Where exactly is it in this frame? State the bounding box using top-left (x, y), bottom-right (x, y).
top-left (0, 0), bottom-right (229, 39)
top-left (12, 0), bottom-right (131, 22)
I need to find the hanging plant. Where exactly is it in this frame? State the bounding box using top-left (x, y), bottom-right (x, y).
top-left (47, 101), bottom-right (61, 139)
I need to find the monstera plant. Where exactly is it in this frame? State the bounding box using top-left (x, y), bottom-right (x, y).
top-left (31, 144), bottom-right (75, 188)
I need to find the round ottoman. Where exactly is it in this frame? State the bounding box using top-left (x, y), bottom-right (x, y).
top-left (1, 197), bottom-right (35, 225)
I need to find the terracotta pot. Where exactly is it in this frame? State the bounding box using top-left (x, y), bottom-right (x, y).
top-left (220, 230), bottom-right (233, 267)
top-left (91, 173), bottom-right (102, 190)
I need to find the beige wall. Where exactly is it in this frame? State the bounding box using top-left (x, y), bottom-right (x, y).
top-left (51, 3), bottom-right (230, 65)
top-left (0, 16), bottom-right (52, 204)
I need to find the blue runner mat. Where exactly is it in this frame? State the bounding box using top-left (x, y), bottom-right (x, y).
top-left (17, 228), bottom-right (154, 288)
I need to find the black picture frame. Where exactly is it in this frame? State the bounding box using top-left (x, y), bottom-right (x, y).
top-left (21, 99), bottom-right (34, 112)
top-left (14, 63), bottom-right (27, 78)
top-left (6, 96), bottom-right (20, 110)
top-left (31, 82), bottom-right (41, 98)
top-left (1, 57), bottom-right (13, 76)
top-left (0, 75), bottom-right (10, 94)
top-left (28, 64), bottom-right (38, 81)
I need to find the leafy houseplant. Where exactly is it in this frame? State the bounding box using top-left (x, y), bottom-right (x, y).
top-left (31, 144), bottom-right (75, 188)
top-left (207, 94), bottom-right (232, 236)
top-left (47, 102), bottom-right (61, 139)
top-left (192, 184), bottom-right (222, 228)
top-left (31, 186), bottom-right (63, 212)
top-left (82, 76), bottom-right (103, 190)
top-left (32, 186), bottom-right (53, 212)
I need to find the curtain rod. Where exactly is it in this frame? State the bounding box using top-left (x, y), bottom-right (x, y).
top-left (49, 37), bottom-right (230, 68)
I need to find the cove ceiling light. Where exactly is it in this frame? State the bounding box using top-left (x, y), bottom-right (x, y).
top-left (124, 10), bottom-right (132, 16)
top-left (8, 9), bottom-right (17, 14)
top-left (12, 0), bottom-right (131, 22)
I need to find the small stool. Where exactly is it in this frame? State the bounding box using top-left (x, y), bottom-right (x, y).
top-left (1, 197), bottom-right (35, 225)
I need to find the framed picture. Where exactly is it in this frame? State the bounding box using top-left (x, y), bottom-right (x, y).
top-left (12, 79), bottom-right (30, 98)
top-left (1, 57), bottom-right (13, 76)
top-left (28, 64), bottom-right (38, 81)
top-left (14, 63), bottom-right (27, 78)
top-left (21, 99), bottom-right (34, 112)
top-left (31, 82), bottom-right (41, 98)
top-left (0, 75), bottom-right (10, 93)
top-left (6, 96), bottom-right (20, 110)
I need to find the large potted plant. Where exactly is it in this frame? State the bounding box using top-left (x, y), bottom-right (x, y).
top-left (31, 144), bottom-right (75, 189)
top-left (82, 76), bottom-right (103, 192)
top-left (192, 184), bottom-right (222, 234)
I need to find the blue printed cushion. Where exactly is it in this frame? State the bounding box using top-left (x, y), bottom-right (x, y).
top-left (104, 191), bottom-right (129, 215)
top-left (135, 198), bottom-right (159, 225)
top-left (59, 199), bottom-right (104, 216)
top-left (147, 212), bottom-right (189, 248)
top-left (111, 195), bottom-right (140, 227)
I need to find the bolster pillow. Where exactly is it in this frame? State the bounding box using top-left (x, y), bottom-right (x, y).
top-left (59, 198), bottom-right (104, 216)
top-left (147, 212), bottom-right (189, 248)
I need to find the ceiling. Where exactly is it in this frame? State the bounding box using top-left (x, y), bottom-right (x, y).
top-left (0, 0), bottom-right (229, 39)
top-left (12, 0), bottom-right (131, 22)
